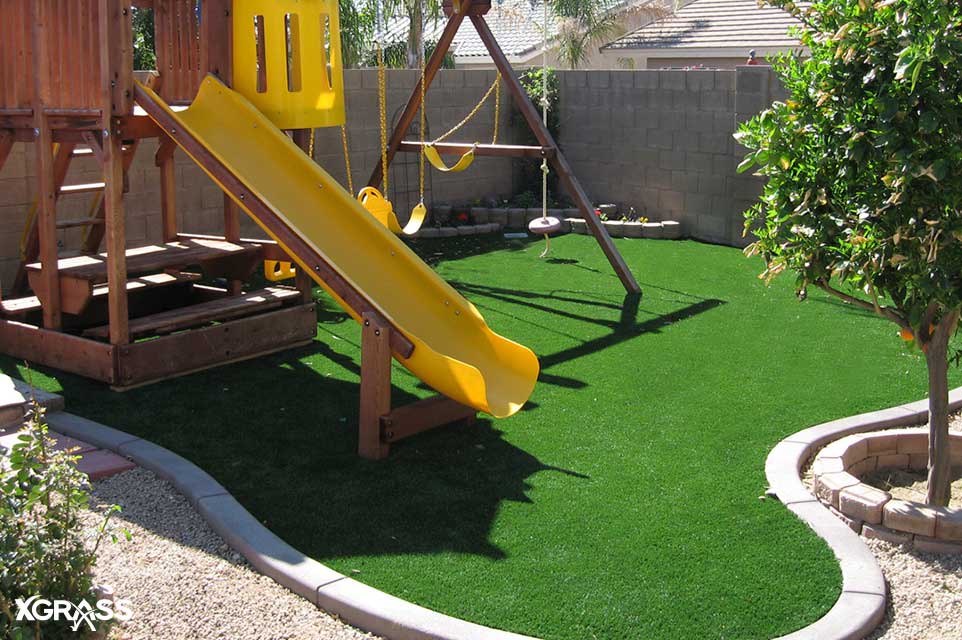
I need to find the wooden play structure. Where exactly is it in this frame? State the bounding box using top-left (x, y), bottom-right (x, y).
top-left (0, 0), bottom-right (631, 458)
top-left (368, 0), bottom-right (641, 293)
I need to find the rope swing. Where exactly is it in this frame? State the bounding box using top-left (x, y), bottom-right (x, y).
top-left (527, 0), bottom-right (561, 257)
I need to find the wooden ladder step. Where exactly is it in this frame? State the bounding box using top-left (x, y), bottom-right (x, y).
top-left (82, 286), bottom-right (302, 339)
top-left (57, 218), bottom-right (105, 229)
top-left (26, 238), bottom-right (263, 283)
top-left (1, 272), bottom-right (201, 318)
top-left (58, 182), bottom-right (105, 196)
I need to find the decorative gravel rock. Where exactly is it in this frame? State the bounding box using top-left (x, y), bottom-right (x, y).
top-left (84, 468), bottom-right (376, 640)
top-left (864, 538), bottom-right (962, 640)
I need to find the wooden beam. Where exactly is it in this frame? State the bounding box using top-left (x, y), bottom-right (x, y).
top-left (112, 303), bottom-right (317, 389)
top-left (31, 1), bottom-right (62, 330)
top-left (0, 131), bottom-right (13, 172)
top-left (381, 395), bottom-right (476, 443)
top-left (359, 312), bottom-right (392, 460)
top-left (0, 319), bottom-right (116, 383)
top-left (157, 138), bottom-right (178, 241)
top-left (470, 14), bottom-right (641, 295)
top-left (202, 0), bottom-right (233, 83)
top-left (367, 0), bottom-right (475, 189)
top-left (135, 82), bottom-right (416, 359)
top-left (397, 141), bottom-right (554, 159)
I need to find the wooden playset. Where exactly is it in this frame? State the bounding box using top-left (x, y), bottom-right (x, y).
top-left (0, 0), bottom-right (635, 458)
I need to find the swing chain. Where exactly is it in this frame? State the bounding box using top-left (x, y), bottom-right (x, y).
top-left (340, 124), bottom-right (354, 195)
top-left (377, 40), bottom-right (389, 194)
top-left (432, 73), bottom-right (501, 145)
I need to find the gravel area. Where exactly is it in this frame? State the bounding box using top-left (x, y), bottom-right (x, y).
top-left (865, 538), bottom-right (962, 640)
top-left (798, 413), bottom-right (962, 640)
top-left (83, 468), bottom-right (378, 640)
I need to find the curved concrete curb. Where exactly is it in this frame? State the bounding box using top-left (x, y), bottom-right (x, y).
top-left (46, 387), bottom-right (961, 640)
top-left (45, 411), bottom-right (536, 640)
top-left (766, 387), bottom-right (962, 640)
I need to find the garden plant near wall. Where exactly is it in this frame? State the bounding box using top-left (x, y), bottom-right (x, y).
top-left (0, 400), bottom-right (127, 638)
top-left (737, 0), bottom-right (962, 506)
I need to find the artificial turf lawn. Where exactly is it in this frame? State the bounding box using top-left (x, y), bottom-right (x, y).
top-left (7, 235), bottom-right (957, 639)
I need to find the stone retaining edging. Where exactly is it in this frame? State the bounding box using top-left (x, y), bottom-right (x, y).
top-left (765, 386), bottom-right (962, 640)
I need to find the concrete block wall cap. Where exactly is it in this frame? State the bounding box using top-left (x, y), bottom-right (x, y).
top-left (41, 411), bottom-right (547, 640)
top-left (765, 384), bottom-right (962, 640)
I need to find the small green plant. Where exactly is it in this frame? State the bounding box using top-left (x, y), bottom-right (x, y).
top-left (511, 191), bottom-right (539, 209)
top-left (620, 206), bottom-right (648, 223)
top-left (0, 396), bottom-right (128, 638)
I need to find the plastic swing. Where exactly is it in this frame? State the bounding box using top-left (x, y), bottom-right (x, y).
top-left (422, 73), bottom-right (501, 173)
top-left (527, 0), bottom-right (561, 257)
top-left (355, 35), bottom-right (427, 236)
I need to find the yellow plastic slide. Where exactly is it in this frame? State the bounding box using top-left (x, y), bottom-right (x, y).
top-left (137, 77), bottom-right (538, 418)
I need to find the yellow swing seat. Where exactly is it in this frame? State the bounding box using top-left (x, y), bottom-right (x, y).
top-left (423, 143), bottom-right (476, 173)
top-left (357, 187), bottom-right (427, 236)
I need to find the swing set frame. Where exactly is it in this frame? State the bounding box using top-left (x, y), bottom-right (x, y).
top-left (369, 0), bottom-right (641, 295)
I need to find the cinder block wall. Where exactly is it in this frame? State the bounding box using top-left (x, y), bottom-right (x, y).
top-left (0, 69), bottom-right (514, 290)
top-left (0, 66), bottom-right (785, 290)
top-left (556, 65), bottom-right (785, 246)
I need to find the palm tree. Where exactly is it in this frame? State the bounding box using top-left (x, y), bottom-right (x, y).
top-left (552, 0), bottom-right (671, 69)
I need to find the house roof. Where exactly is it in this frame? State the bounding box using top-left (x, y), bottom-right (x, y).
top-left (378, 0), bottom-right (642, 61)
top-left (379, 0), bottom-right (558, 60)
top-left (602, 0), bottom-right (803, 52)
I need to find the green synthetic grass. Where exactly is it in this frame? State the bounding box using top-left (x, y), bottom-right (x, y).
top-left (6, 236), bottom-right (955, 639)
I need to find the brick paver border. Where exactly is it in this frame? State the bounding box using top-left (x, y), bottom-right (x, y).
top-left (766, 387), bottom-right (962, 640)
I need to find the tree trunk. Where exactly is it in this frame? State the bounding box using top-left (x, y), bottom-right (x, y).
top-left (406, 0), bottom-right (424, 69)
top-left (925, 307), bottom-right (959, 506)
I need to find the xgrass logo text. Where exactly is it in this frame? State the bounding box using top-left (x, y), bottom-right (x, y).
top-left (14, 595), bottom-right (133, 632)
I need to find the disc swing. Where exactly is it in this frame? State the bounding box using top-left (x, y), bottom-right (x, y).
top-left (526, 0), bottom-right (561, 257)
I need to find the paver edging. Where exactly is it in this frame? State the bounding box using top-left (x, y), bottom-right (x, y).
top-left (45, 410), bottom-right (536, 640)
top-left (765, 386), bottom-right (962, 640)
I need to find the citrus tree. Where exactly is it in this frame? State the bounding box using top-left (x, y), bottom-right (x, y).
top-left (736, 0), bottom-right (962, 505)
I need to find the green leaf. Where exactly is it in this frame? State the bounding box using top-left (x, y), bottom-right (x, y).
top-left (894, 47), bottom-right (917, 81)
top-left (736, 156), bottom-right (757, 174)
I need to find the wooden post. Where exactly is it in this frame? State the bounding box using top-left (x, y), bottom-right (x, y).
top-left (202, 0), bottom-right (233, 83)
top-left (367, 0), bottom-right (475, 189)
top-left (359, 312), bottom-right (392, 460)
top-left (156, 137), bottom-right (178, 241)
top-left (470, 15), bottom-right (641, 295)
top-left (101, 0), bottom-right (130, 345)
top-left (0, 131), bottom-right (12, 172)
top-left (31, 1), bottom-right (62, 330)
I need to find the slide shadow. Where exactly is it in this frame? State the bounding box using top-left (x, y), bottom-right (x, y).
top-left (1, 349), bottom-right (586, 563)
